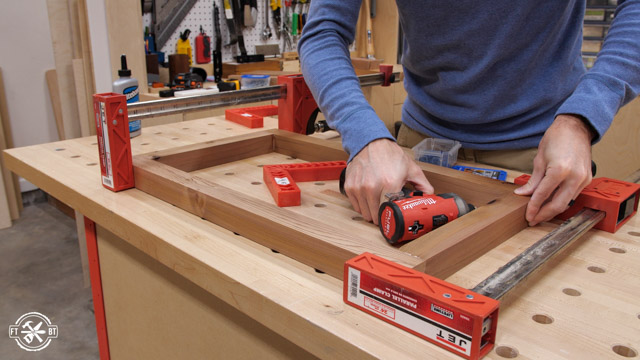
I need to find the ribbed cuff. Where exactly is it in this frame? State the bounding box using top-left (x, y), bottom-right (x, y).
top-left (339, 107), bottom-right (395, 162)
top-left (555, 77), bottom-right (622, 144)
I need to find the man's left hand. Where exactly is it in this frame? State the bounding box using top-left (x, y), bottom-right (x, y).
top-left (514, 114), bottom-right (594, 226)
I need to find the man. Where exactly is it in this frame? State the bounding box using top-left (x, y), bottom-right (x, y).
top-left (298, 1), bottom-right (640, 226)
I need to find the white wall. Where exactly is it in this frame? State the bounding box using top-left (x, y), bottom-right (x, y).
top-left (0, 1), bottom-right (58, 148)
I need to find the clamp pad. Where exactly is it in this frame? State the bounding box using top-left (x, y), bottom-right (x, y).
top-left (225, 104), bottom-right (278, 128)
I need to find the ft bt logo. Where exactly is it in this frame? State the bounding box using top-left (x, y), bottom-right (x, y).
top-left (8, 312), bottom-right (59, 351)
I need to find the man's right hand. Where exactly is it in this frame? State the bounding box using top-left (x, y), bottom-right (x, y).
top-left (343, 139), bottom-right (434, 225)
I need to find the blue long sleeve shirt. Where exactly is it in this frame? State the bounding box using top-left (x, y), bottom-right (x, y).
top-left (298, 1), bottom-right (640, 161)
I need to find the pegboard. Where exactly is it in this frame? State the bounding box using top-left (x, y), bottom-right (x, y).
top-left (142, 0), bottom-right (300, 64)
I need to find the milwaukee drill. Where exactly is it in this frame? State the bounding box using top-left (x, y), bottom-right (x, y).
top-left (339, 169), bottom-right (474, 244)
top-left (378, 192), bottom-right (475, 244)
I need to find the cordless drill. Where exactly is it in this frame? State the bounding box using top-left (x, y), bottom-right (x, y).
top-left (378, 192), bottom-right (475, 244)
top-left (338, 169), bottom-right (474, 244)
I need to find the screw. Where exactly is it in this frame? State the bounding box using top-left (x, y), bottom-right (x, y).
top-left (118, 109), bottom-right (123, 114)
top-left (443, 293), bottom-right (451, 298)
top-left (112, 120), bottom-right (117, 125)
top-left (466, 294), bottom-right (474, 299)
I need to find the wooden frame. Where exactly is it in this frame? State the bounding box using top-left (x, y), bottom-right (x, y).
top-left (133, 130), bottom-right (529, 279)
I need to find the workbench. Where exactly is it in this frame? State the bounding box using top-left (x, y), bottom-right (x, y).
top-left (4, 115), bottom-right (640, 359)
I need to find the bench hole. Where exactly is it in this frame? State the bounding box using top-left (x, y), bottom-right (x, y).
top-left (141, 143), bottom-right (149, 146)
top-left (225, 172), bottom-right (235, 176)
top-left (627, 231), bottom-right (640, 237)
top-left (314, 182), bottom-right (325, 186)
top-left (612, 345), bottom-right (637, 358)
top-left (588, 266), bottom-right (605, 273)
top-left (200, 132), bottom-right (207, 135)
top-left (352, 216), bottom-right (364, 221)
top-left (70, 155), bottom-right (80, 158)
top-left (314, 203), bottom-right (327, 208)
top-left (86, 163), bottom-right (97, 166)
top-left (251, 181), bottom-right (262, 185)
top-left (171, 137), bottom-right (179, 140)
top-left (609, 247), bottom-right (626, 254)
top-left (55, 148), bottom-right (65, 151)
top-left (562, 288), bottom-right (581, 296)
top-left (495, 345), bottom-right (519, 358)
top-left (531, 314), bottom-right (553, 324)
top-left (154, 131), bottom-right (162, 135)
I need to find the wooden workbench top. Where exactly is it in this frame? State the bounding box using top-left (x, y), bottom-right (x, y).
top-left (4, 115), bottom-right (640, 359)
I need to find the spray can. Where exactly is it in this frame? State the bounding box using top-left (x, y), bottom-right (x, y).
top-left (112, 54), bottom-right (141, 137)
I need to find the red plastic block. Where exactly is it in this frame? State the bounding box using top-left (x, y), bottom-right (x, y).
top-left (225, 104), bottom-right (278, 128)
top-left (345, 253), bottom-right (499, 360)
top-left (263, 161), bottom-right (347, 206)
top-left (557, 177), bottom-right (640, 233)
top-left (513, 174), bottom-right (530, 186)
top-left (93, 93), bottom-right (134, 192)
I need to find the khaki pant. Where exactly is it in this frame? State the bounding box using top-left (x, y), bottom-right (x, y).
top-left (396, 124), bottom-right (537, 174)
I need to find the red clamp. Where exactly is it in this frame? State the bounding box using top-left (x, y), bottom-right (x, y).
top-left (263, 161), bottom-right (346, 206)
top-left (277, 74), bottom-right (320, 134)
top-left (379, 64), bottom-right (394, 87)
top-left (225, 104), bottom-right (278, 128)
top-left (557, 177), bottom-right (640, 233)
top-left (345, 253), bottom-right (499, 360)
top-left (93, 93), bottom-right (134, 192)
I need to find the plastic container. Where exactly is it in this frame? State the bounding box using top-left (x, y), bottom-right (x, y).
top-left (112, 54), bottom-right (141, 137)
top-left (240, 74), bottom-right (270, 89)
top-left (412, 138), bottom-right (461, 167)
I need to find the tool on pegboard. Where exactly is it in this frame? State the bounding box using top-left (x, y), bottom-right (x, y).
top-left (196, 26), bottom-right (211, 64)
top-left (93, 93), bottom-right (134, 192)
top-left (213, 3), bottom-right (223, 82)
top-left (176, 29), bottom-right (193, 66)
top-left (223, 0), bottom-right (239, 45)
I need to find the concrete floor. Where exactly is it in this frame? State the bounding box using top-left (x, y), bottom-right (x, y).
top-left (0, 193), bottom-right (99, 359)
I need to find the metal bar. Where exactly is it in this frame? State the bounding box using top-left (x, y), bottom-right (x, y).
top-left (127, 72), bottom-right (401, 122)
top-left (127, 85), bottom-right (286, 121)
top-left (471, 208), bottom-right (605, 300)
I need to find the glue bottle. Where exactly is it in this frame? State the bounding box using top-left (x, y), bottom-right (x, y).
top-left (112, 54), bottom-right (141, 137)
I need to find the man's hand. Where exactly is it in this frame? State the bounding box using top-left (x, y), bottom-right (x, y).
top-left (514, 115), bottom-right (594, 226)
top-left (343, 139), bottom-right (434, 224)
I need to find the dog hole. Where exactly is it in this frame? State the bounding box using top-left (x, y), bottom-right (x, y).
top-left (531, 314), bottom-right (553, 324)
top-left (182, 127), bottom-right (189, 130)
top-left (495, 345), bottom-right (519, 358)
top-left (587, 266), bottom-right (605, 273)
top-left (609, 247), bottom-right (627, 254)
top-left (200, 132), bottom-right (207, 135)
top-left (86, 163), bottom-right (97, 166)
top-left (224, 172), bottom-right (234, 176)
top-left (562, 288), bottom-right (581, 296)
top-left (251, 182), bottom-right (262, 185)
top-left (141, 143), bottom-right (149, 146)
top-left (171, 137), bottom-right (179, 140)
top-left (352, 216), bottom-right (364, 221)
top-left (314, 204), bottom-right (327, 208)
top-left (257, 164), bottom-right (264, 167)
top-left (154, 131), bottom-right (162, 134)
top-left (611, 345), bottom-right (637, 358)
top-left (627, 231), bottom-right (640, 237)
top-left (70, 155), bottom-right (80, 158)
top-left (55, 148), bottom-right (65, 151)
top-left (314, 182), bottom-right (325, 186)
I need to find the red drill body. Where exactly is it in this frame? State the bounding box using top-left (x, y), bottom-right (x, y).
top-left (378, 192), bottom-right (473, 244)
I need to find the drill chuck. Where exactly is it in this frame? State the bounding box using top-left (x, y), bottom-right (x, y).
top-left (378, 192), bottom-right (474, 244)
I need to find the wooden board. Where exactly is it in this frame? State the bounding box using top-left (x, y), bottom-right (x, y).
top-left (133, 130), bottom-right (529, 279)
